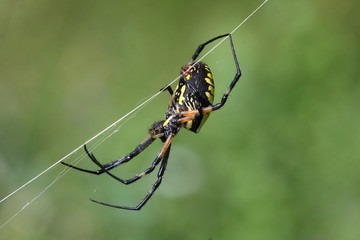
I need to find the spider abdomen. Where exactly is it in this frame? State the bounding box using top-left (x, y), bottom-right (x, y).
top-left (172, 62), bottom-right (215, 133)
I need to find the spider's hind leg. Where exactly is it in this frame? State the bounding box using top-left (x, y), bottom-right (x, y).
top-left (61, 134), bottom-right (155, 177)
top-left (61, 120), bottom-right (167, 185)
top-left (90, 134), bottom-right (173, 210)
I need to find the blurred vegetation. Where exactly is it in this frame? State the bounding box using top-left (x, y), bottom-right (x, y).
top-left (1, 0), bottom-right (360, 239)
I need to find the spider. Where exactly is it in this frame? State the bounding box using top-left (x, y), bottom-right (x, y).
top-left (61, 33), bottom-right (241, 210)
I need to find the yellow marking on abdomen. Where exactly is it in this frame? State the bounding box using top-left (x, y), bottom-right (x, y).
top-left (173, 84), bottom-right (179, 93)
top-left (205, 92), bottom-right (214, 103)
top-left (178, 85), bottom-right (186, 105)
top-left (204, 77), bottom-right (214, 85)
top-left (208, 85), bottom-right (214, 94)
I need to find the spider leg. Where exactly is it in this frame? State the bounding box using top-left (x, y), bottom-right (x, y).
top-left (160, 85), bottom-right (174, 95)
top-left (178, 33), bottom-right (241, 119)
top-left (191, 33), bottom-right (232, 62)
top-left (61, 134), bottom-right (155, 176)
top-left (210, 34), bottom-right (241, 111)
top-left (95, 133), bottom-right (172, 185)
top-left (178, 113), bottom-right (199, 124)
top-left (90, 134), bottom-right (173, 210)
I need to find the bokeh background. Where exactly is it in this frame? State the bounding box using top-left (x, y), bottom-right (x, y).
top-left (1, 0), bottom-right (360, 239)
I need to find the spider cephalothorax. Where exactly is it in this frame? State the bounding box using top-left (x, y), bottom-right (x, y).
top-left (62, 33), bottom-right (241, 210)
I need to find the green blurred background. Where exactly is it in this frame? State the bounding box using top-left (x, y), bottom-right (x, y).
top-left (1, 0), bottom-right (360, 239)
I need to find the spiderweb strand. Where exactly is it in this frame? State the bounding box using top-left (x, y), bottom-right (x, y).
top-left (0, 91), bottom-right (159, 204)
top-left (196, 0), bottom-right (269, 63)
top-left (0, 0), bottom-right (269, 230)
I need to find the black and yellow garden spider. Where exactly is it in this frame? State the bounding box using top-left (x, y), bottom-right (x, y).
top-left (61, 33), bottom-right (241, 210)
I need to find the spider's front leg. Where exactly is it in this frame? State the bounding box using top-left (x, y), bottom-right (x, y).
top-left (160, 85), bottom-right (174, 95)
top-left (178, 33), bottom-right (241, 120)
top-left (177, 108), bottom-right (205, 124)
